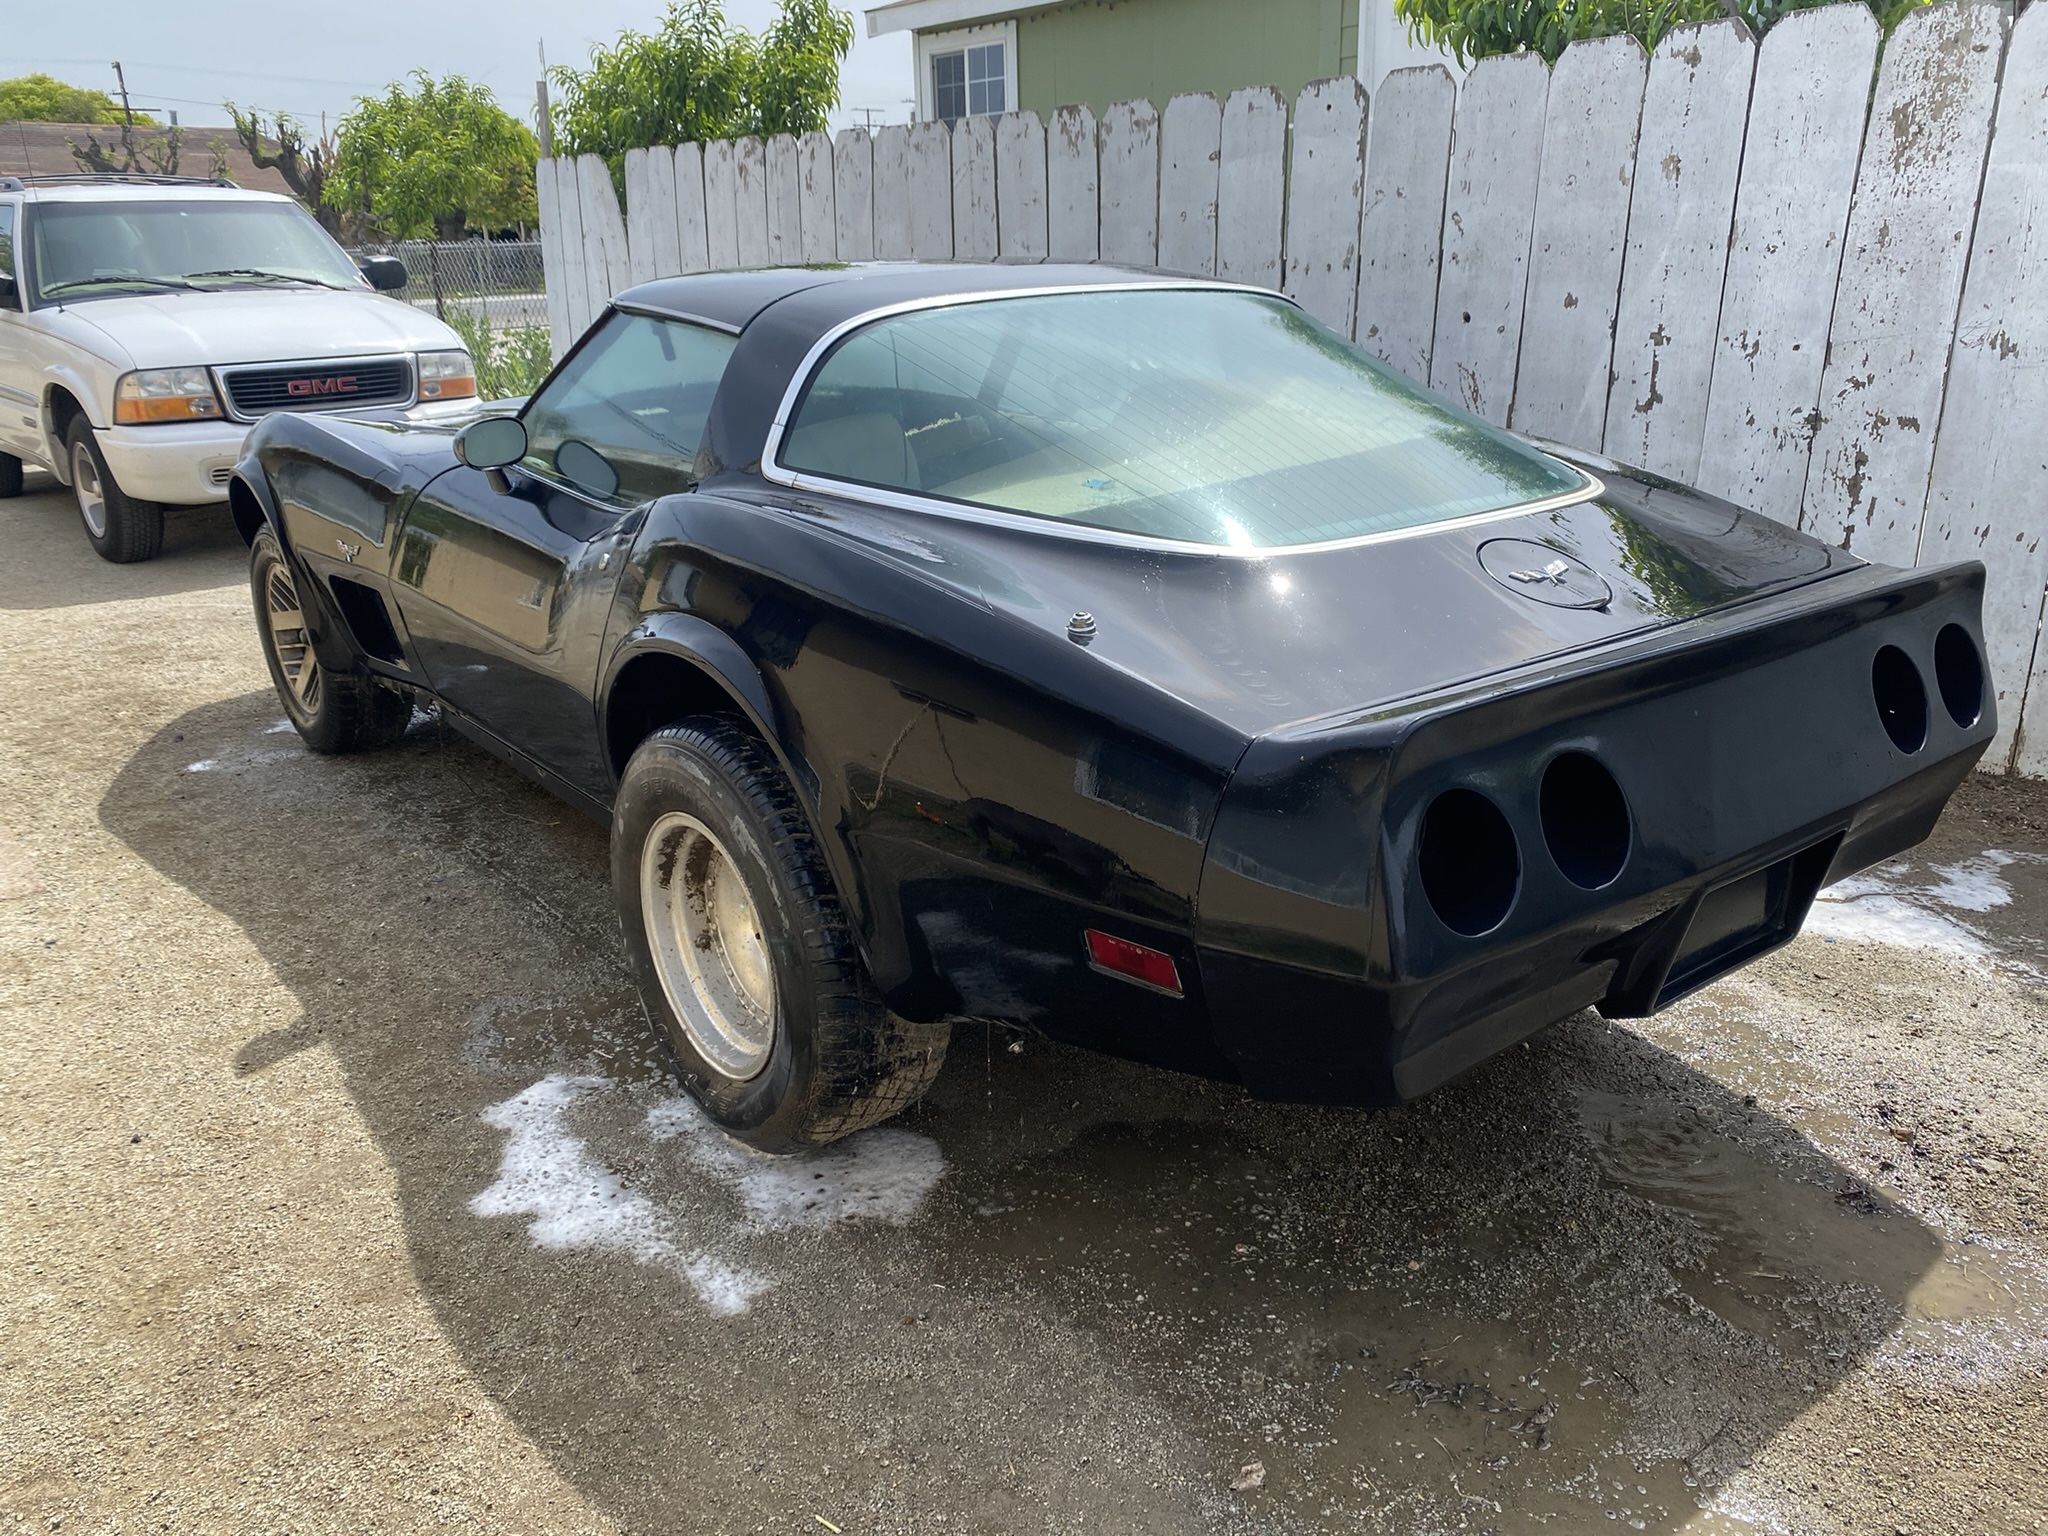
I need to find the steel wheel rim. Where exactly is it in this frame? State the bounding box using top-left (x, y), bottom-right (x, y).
top-left (262, 558), bottom-right (321, 715)
top-left (72, 439), bottom-right (106, 538)
top-left (639, 811), bottom-right (777, 1080)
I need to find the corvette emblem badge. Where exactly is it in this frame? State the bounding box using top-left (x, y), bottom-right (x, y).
top-left (1476, 538), bottom-right (1613, 611)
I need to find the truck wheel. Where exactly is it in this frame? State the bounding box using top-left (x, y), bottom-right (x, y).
top-left (614, 716), bottom-right (949, 1152)
top-left (0, 453), bottom-right (22, 498)
top-left (250, 526), bottom-right (412, 754)
top-left (67, 417), bottom-right (164, 563)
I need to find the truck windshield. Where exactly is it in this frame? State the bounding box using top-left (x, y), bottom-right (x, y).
top-left (31, 199), bottom-right (367, 303)
top-left (778, 288), bottom-right (1592, 549)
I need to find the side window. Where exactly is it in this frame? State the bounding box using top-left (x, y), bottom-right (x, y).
top-left (0, 204), bottom-right (15, 292)
top-left (519, 311), bottom-right (736, 507)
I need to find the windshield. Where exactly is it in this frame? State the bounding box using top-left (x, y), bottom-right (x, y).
top-left (30, 198), bottom-right (367, 302)
top-left (778, 289), bottom-right (1590, 549)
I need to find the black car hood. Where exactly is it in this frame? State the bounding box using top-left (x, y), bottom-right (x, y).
top-left (776, 457), bottom-right (1851, 740)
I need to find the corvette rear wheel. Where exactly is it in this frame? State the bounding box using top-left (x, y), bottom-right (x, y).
top-left (614, 716), bottom-right (949, 1152)
top-left (249, 526), bottom-right (412, 754)
top-left (66, 417), bottom-right (163, 563)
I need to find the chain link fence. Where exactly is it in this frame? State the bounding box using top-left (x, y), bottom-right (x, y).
top-left (346, 239), bottom-right (548, 331)
top-left (346, 239), bottom-right (552, 399)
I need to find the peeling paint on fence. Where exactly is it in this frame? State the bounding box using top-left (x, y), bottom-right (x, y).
top-left (1433, 54), bottom-right (1548, 425)
top-left (1513, 36), bottom-right (1647, 448)
top-left (1603, 21), bottom-right (1755, 481)
top-left (1799, 1), bottom-right (2005, 565)
top-left (1696, 4), bottom-right (1877, 525)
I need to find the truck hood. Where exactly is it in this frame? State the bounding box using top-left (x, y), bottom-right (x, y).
top-left (67, 287), bottom-right (463, 370)
top-left (781, 456), bottom-right (1856, 742)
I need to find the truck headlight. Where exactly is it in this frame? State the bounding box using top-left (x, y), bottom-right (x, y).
top-left (417, 349), bottom-right (476, 402)
top-left (114, 367), bottom-right (225, 424)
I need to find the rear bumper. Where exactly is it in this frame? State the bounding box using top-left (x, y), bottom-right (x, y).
top-left (1194, 559), bottom-right (1993, 1105)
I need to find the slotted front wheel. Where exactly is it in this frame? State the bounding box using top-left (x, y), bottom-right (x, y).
top-left (248, 526), bottom-right (411, 755)
top-left (263, 559), bottom-right (323, 715)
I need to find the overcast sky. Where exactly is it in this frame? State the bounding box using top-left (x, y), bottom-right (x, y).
top-left (7, 0), bottom-right (915, 137)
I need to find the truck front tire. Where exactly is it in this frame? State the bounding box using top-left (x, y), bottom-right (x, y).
top-left (67, 417), bottom-right (163, 563)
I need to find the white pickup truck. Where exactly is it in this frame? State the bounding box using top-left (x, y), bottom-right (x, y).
top-left (0, 174), bottom-right (479, 561)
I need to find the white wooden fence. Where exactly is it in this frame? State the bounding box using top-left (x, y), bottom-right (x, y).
top-left (534, 1), bottom-right (2048, 778)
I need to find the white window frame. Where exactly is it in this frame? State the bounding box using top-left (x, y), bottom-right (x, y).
top-left (914, 20), bottom-right (1018, 124)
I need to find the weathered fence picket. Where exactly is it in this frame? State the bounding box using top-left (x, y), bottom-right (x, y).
top-left (1215, 87), bottom-right (1286, 291)
top-left (995, 113), bottom-right (1049, 261)
top-left (702, 139), bottom-right (740, 270)
top-left (1356, 65), bottom-right (1454, 383)
top-left (952, 116), bottom-right (999, 261)
top-left (872, 125), bottom-right (912, 260)
top-left (1696, 5), bottom-right (1877, 524)
top-left (798, 132), bottom-right (836, 264)
top-left (1800, 1), bottom-right (2005, 566)
top-left (1603, 22), bottom-right (1755, 481)
top-left (1283, 77), bottom-right (1369, 336)
top-left (832, 130), bottom-right (874, 261)
top-left (530, 1), bottom-right (2048, 775)
top-left (1512, 37), bottom-right (1646, 448)
top-left (1101, 101), bottom-right (1161, 267)
top-left (1048, 105), bottom-right (1099, 261)
top-left (1432, 54), bottom-right (1548, 424)
top-left (1158, 93), bottom-right (1222, 276)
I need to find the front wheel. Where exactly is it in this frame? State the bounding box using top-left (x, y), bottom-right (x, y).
top-left (250, 526), bottom-right (412, 754)
top-left (66, 417), bottom-right (163, 563)
top-left (613, 717), bottom-right (948, 1152)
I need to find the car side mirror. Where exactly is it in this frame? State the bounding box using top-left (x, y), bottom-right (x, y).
top-left (358, 255), bottom-right (407, 292)
top-left (0, 273), bottom-right (17, 308)
top-left (453, 415), bottom-right (527, 494)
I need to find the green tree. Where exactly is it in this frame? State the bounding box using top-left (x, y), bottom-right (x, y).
top-left (0, 73), bottom-right (148, 125)
top-left (1394, 0), bottom-right (1932, 65)
top-left (551, 0), bottom-right (853, 179)
top-left (327, 72), bottom-right (538, 240)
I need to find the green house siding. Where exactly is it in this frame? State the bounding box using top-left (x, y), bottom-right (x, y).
top-left (1009, 0), bottom-right (1350, 120)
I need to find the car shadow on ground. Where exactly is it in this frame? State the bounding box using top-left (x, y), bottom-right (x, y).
top-left (99, 691), bottom-right (1955, 1534)
top-left (0, 480), bottom-right (246, 611)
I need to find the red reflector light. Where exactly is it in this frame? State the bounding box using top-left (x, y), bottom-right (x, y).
top-left (1084, 929), bottom-right (1183, 997)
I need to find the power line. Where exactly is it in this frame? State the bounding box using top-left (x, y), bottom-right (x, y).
top-left (11, 56), bottom-right (384, 90)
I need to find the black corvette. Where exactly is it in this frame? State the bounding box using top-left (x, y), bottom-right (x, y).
top-left (229, 263), bottom-right (1994, 1150)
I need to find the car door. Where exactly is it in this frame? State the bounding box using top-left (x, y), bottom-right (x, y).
top-left (0, 201), bottom-right (39, 463)
top-left (391, 307), bottom-right (737, 799)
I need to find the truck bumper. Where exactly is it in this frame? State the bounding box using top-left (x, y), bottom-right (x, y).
top-left (95, 421), bottom-right (252, 506)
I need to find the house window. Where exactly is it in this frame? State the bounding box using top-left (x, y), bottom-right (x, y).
top-left (916, 22), bottom-right (1016, 125)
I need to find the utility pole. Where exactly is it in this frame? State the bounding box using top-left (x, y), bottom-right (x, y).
top-left (535, 41), bottom-right (553, 158)
top-left (111, 61), bottom-right (139, 170)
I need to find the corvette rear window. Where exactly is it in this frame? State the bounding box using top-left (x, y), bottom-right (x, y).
top-left (777, 288), bottom-right (1588, 549)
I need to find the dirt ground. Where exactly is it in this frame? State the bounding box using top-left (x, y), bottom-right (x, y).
top-left (3, 483), bottom-right (2045, 1536)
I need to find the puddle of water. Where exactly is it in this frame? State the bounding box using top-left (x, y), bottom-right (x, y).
top-left (1806, 848), bottom-right (2044, 968)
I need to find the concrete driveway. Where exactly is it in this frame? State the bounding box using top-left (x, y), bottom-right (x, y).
top-left (3, 480), bottom-right (2045, 1535)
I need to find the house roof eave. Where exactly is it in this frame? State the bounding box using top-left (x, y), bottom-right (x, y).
top-left (865, 0), bottom-right (1043, 39)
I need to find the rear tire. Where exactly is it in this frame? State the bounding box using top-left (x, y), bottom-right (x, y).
top-left (613, 716), bottom-right (949, 1152)
top-left (0, 453), bottom-right (22, 498)
top-left (66, 417), bottom-right (163, 563)
top-left (250, 526), bottom-right (412, 754)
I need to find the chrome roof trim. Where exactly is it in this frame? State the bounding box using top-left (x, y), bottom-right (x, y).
top-left (612, 299), bottom-right (745, 335)
top-left (755, 281), bottom-right (1603, 558)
